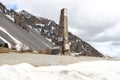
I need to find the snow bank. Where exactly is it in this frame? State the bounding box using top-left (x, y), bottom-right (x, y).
top-left (0, 60), bottom-right (120, 80)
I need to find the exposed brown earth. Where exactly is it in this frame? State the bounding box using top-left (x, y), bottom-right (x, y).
top-left (0, 53), bottom-right (118, 66)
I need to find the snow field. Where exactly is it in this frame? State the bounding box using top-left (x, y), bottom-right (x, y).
top-left (0, 60), bottom-right (120, 80)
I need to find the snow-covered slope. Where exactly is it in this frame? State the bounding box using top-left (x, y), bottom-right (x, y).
top-left (0, 60), bottom-right (120, 80)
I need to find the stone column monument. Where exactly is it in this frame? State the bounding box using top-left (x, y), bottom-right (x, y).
top-left (59, 8), bottom-right (70, 55)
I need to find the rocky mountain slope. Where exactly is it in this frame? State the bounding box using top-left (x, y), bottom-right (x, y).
top-left (18, 10), bottom-right (103, 57)
top-left (0, 2), bottom-right (104, 57)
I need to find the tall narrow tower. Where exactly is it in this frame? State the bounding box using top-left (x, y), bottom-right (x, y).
top-left (59, 8), bottom-right (70, 55)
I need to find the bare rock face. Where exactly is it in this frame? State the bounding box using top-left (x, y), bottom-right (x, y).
top-left (17, 10), bottom-right (104, 57)
top-left (0, 2), bottom-right (104, 57)
top-left (0, 2), bottom-right (6, 13)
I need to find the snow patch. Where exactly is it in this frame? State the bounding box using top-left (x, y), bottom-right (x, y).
top-left (37, 16), bottom-right (41, 20)
top-left (5, 15), bottom-right (14, 22)
top-left (52, 46), bottom-right (60, 49)
top-left (0, 36), bottom-right (12, 48)
top-left (27, 25), bottom-right (33, 29)
top-left (36, 23), bottom-right (45, 27)
top-left (51, 26), bottom-right (55, 30)
top-left (46, 38), bottom-right (52, 42)
top-left (48, 21), bottom-right (51, 25)
top-left (34, 28), bottom-right (39, 33)
top-left (0, 27), bottom-right (29, 51)
top-left (70, 52), bottom-right (82, 56)
top-left (0, 60), bottom-right (120, 80)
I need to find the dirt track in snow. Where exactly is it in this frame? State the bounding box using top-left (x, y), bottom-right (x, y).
top-left (0, 53), bottom-right (119, 66)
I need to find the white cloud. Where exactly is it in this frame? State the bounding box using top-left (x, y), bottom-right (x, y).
top-left (1, 0), bottom-right (120, 57)
top-left (90, 41), bottom-right (120, 58)
top-left (93, 22), bottom-right (120, 42)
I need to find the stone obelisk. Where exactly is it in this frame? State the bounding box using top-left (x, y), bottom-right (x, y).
top-left (59, 8), bottom-right (70, 55)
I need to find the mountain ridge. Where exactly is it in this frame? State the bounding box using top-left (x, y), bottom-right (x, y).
top-left (0, 2), bottom-right (104, 57)
top-left (18, 10), bottom-right (104, 57)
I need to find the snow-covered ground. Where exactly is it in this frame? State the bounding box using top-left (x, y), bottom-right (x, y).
top-left (0, 60), bottom-right (120, 80)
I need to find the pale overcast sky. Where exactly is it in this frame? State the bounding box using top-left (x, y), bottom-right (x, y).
top-left (1, 0), bottom-right (120, 58)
